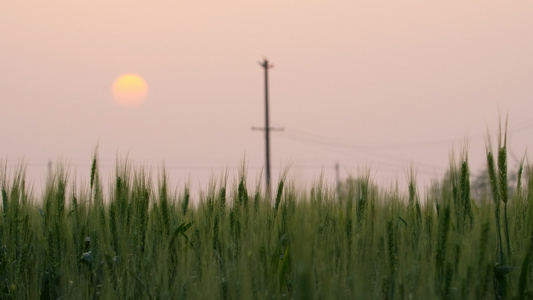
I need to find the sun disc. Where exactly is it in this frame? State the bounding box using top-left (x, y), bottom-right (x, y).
top-left (112, 73), bottom-right (148, 107)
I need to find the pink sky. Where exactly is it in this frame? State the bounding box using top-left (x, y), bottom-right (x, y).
top-left (1, 1), bottom-right (532, 197)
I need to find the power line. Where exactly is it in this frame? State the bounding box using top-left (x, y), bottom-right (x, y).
top-left (277, 131), bottom-right (445, 171)
top-left (282, 126), bottom-right (483, 150)
top-left (281, 117), bottom-right (533, 151)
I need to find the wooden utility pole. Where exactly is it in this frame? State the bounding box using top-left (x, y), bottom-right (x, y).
top-left (252, 59), bottom-right (281, 194)
top-left (261, 59), bottom-right (273, 192)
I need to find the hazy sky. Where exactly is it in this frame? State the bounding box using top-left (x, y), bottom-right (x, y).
top-left (1, 1), bottom-right (533, 196)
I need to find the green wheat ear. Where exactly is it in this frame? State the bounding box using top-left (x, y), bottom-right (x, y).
top-left (486, 131), bottom-right (504, 265)
top-left (159, 168), bottom-right (170, 235)
top-left (274, 178), bottom-right (284, 215)
top-left (90, 146), bottom-right (98, 190)
top-left (460, 149), bottom-right (474, 229)
top-left (498, 124), bottom-right (508, 206)
top-left (498, 116), bottom-right (512, 260)
top-left (486, 148), bottom-right (499, 207)
top-left (182, 186), bottom-right (190, 216)
top-left (516, 154), bottom-right (526, 195)
top-left (2, 187), bottom-right (7, 220)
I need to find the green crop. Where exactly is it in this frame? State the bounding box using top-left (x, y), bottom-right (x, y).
top-left (1, 122), bottom-right (533, 299)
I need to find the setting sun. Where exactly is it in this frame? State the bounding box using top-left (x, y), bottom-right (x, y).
top-left (112, 73), bottom-right (148, 107)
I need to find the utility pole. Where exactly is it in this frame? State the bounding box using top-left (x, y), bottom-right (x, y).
top-left (252, 58), bottom-right (282, 194)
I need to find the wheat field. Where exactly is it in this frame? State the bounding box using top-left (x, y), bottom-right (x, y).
top-left (1, 126), bottom-right (532, 299)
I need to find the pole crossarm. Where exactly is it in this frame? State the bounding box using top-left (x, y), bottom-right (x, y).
top-left (251, 127), bottom-right (284, 132)
top-left (259, 59), bottom-right (274, 69)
